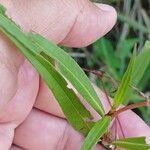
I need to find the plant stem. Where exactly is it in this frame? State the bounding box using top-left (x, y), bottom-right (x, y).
top-left (83, 68), bottom-right (104, 78)
top-left (116, 117), bottom-right (125, 138)
top-left (100, 78), bottom-right (112, 106)
top-left (112, 100), bottom-right (150, 118)
top-left (99, 78), bottom-right (126, 140)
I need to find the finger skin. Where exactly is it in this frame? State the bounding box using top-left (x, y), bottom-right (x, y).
top-left (34, 80), bottom-right (111, 121)
top-left (0, 32), bottom-right (23, 112)
top-left (61, 3), bottom-right (117, 47)
top-left (35, 83), bottom-right (150, 145)
top-left (0, 0), bottom-right (117, 122)
top-left (0, 0), bottom-right (117, 125)
top-left (0, 123), bottom-right (15, 150)
top-left (1, 0), bottom-right (117, 47)
top-left (10, 145), bottom-right (23, 150)
top-left (117, 112), bottom-right (150, 144)
top-left (0, 61), bottom-right (39, 125)
top-left (13, 109), bottom-right (103, 150)
top-left (13, 108), bottom-right (150, 150)
top-left (34, 79), bottom-right (64, 118)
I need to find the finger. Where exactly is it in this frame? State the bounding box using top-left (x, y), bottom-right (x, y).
top-left (34, 81), bottom-right (150, 143)
top-left (10, 145), bottom-right (23, 150)
top-left (34, 79), bottom-right (64, 118)
top-left (34, 80), bottom-right (111, 119)
top-left (0, 19), bottom-right (39, 150)
top-left (0, 60), bottom-right (39, 125)
top-left (0, 60), bottom-right (38, 150)
top-left (13, 109), bottom-right (103, 150)
top-left (3, 0), bottom-right (116, 47)
top-left (0, 0), bottom-right (116, 118)
top-left (116, 112), bottom-right (150, 144)
top-left (0, 32), bottom-right (23, 111)
top-left (60, 3), bottom-right (117, 47)
top-left (0, 0), bottom-right (116, 120)
top-left (0, 0), bottom-right (115, 122)
top-left (0, 123), bottom-right (15, 150)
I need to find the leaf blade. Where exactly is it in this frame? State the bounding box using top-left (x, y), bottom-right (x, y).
top-left (123, 41), bottom-right (150, 104)
top-left (28, 33), bottom-right (105, 116)
top-left (0, 7), bottom-right (94, 135)
top-left (132, 41), bottom-right (150, 86)
top-left (81, 116), bottom-right (111, 150)
top-left (94, 38), bottom-right (119, 69)
top-left (113, 47), bottom-right (136, 109)
top-left (112, 137), bottom-right (150, 150)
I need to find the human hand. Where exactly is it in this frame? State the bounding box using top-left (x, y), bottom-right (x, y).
top-left (0, 0), bottom-right (149, 150)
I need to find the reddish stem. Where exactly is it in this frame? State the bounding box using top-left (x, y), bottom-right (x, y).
top-left (83, 68), bottom-right (104, 78)
top-left (112, 101), bottom-right (150, 118)
top-left (100, 78), bottom-right (112, 107)
top-left (116, 117), bottom-right (125, 138)
top-left (100, 78), bottom-right (125, 139)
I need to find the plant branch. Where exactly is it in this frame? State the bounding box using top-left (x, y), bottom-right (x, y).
top-left (112, 100), bottom-right (150, 118)
top-left (116, 117), bottom-right (125, 138)
top-left (83, 69), bottom-right (149, 100)
top-left (99, 77), bottom-right (126, 140)
top-left (100, 78), bottom-right (112, 106)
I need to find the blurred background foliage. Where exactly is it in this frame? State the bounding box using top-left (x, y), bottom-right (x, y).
top-left (67, 0), bottom-right (150, 125)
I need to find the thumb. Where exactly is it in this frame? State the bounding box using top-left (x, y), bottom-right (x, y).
top-left (2, 0), bottom-right (116, 48)
top-left (61, 2), bottom-right (117, 47)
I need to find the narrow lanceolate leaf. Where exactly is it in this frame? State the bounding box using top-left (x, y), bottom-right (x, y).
top-left (112, 137), bottom-right (150, 150)
top-left (124, 41), bottom-right (150, 104)
top-left (81, 116), bottom-right (111, 150)
top-left (113, 47), bottom-right (136, 109)
top-left (132, 41), bottom-right (150, 86)
top-left (27, 33), bottom-right (105, 116)
top-left (0, 5), bottom-right (94, 135)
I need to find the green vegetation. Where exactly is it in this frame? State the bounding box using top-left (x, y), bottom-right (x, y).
top-left (71, 0), bottom-right (150, 125)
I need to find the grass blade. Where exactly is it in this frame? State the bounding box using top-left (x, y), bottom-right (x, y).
top-left (118, 14), bottom-right (150, 34)
top-left (27, 33), bottom-right (105, 116)
top-left (93, 38), bottom-right (119, 69)
top-left (132, 41), bottom-right (150, 86)
top-left (81, 116), bottom-right (111, 150)
top-left (113, 47), bottom-right (136, 109)
top-left (112, 137), bottom-right (150, 150)
top-left (124, 41), bottom-right (150, 104)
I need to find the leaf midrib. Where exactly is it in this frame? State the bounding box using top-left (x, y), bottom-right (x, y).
top-left (0, 14), bottom-right (92, 132)
top-left (31, 38), bottom-right (104, 115)
top-left (113, 140), bottom-right (150, 148)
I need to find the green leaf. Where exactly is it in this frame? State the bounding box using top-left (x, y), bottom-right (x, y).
top-left (138, 63), bottom-right (150, 89)
top-left (94, 38), bottom-right (119, 69)
top-left (0, 5), bottom-right (94, 135)
top-left (117, 38), bottom-right (139, 61)
top-left (112, 137), bottom-right (150, 150)
top-left (81, 116), bottom-right (111, 150)
top-left (27, 33), bottom-right (105, 116)
top-left (132, 41), bottom-right (150, 86)
top-left (93, 38), bottom-right (120, 79)
top-left (113, 47), bottom-right (136, 109)
top-left (123, 41), bottom-right (150, 104)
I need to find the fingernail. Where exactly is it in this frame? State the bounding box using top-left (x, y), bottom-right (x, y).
top-left (96, 4), bottom-right (115, 12)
